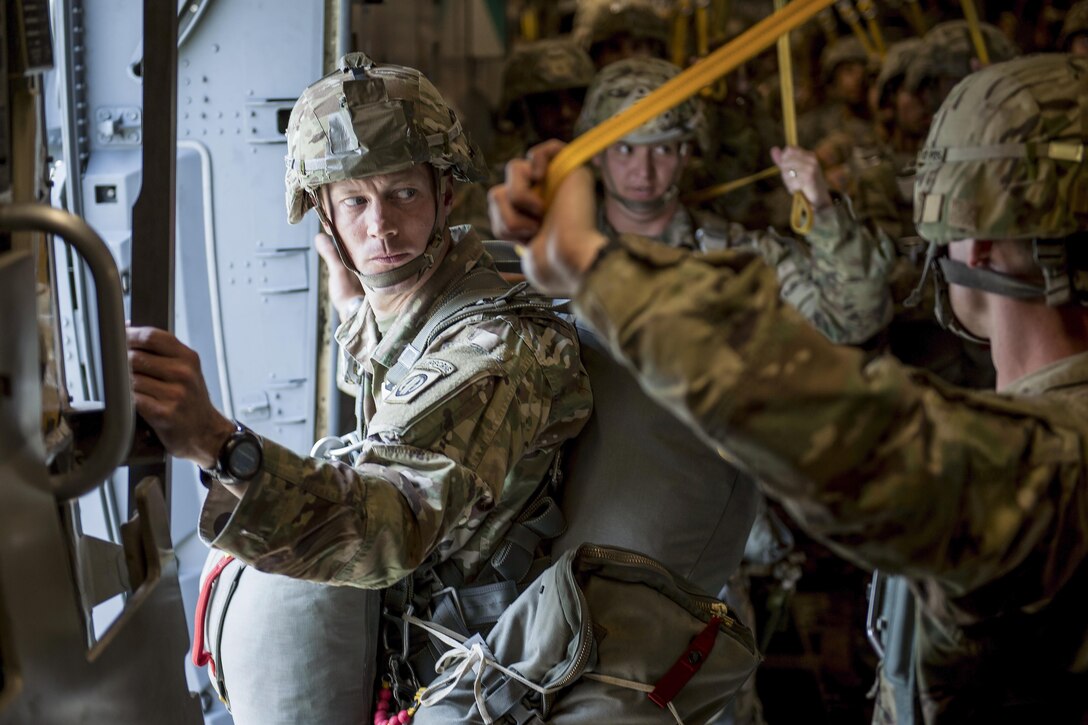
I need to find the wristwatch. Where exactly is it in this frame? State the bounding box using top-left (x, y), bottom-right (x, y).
top-left (203, 421), bottom-right (263, 486)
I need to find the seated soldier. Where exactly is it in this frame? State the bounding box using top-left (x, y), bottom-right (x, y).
top-left (127, 53), bottom-right (590, 725)
top-left (507, 53), bottom-right (1088, 724)
top-left (566, 55), bottom-right (897, 346)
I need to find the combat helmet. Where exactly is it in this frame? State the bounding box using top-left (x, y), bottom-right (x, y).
top-left (819, 37), bottom-right (871, 83)
top-left (874, 38), bottom-right (923, 109)
top-left (284, 52), bottom-right (487, 287)
top-left (575, 56), bottom-right (703, 144)
top-left (1059, 0), bottom-right (1088, 50)
top-left (499, 38), bottom-right (595, 120)
top-left (574, 1), bottom-right (672, 64)
top-left (911, 55), bottom-right (1088, 339)
top-left (904, 21), bottom-right (1019, 93)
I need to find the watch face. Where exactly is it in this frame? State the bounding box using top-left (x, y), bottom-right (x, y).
top-left (228, 439), bottom-right (262, 479)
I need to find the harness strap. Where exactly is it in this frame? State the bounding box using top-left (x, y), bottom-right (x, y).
top-left (384, 266), bottom-right (510, 387)
top-left (491, 496), bottom-right (566, 582)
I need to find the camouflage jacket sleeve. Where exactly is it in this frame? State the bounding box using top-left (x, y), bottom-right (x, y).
top-left (737, 196), bottom-right (897, 345)
top-left (199, 315), bottom-right (590, 589)
top-left (574, 236), bottom-right (1086, 606)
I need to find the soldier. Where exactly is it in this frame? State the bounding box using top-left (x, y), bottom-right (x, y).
top-left (128, 52), bottom-right (591, 724)
top-left (798, 36), bottom-right (874, 149)
top-left (491, 38), bottom-right (595, 170)
top-left (1058, 0), bottom-right (1088, 55)
top-left (502, 52), bottom-right (1088, 723)
top-left (559, 55), bottom-right (897, 344)
top-left (456, 38), bottom-right (595, 238)
top-left (572, 0), bottom-right (673, 69)
top-left (871, 38), bottom-right (926, 165)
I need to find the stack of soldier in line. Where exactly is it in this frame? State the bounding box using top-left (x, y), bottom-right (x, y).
top-left (126, 1), bottom-right (1088, 723)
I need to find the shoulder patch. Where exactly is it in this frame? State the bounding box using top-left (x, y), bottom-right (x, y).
top-left (381, 357), bottom-right (458, 403)
top-left (382, 369), bottom-right (444, 403)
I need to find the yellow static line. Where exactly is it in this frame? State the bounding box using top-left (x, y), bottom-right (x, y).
top-left (776, 0), bottom-right (814, 234)
top-left (683, 166), bottom-right (781, 204)
top-left (960, 0), bottom-right (991, 66)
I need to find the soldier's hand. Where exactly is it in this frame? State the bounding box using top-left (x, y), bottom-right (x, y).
top-left (314, 232), bottom-right (365, 320)
top-left (126, 326), bottom-right (234, 469)
top-left (488, 139), bottom-right (567, 241)
top-left (771, 145), bottom-right (834, 213)
top-left (522, 167), bottom-right (607, 298)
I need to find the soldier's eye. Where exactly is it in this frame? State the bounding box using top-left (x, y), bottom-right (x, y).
top-left (392, 188), bottom-right (418, 201)
top-left (615, 143), bottom-right (633, 155)
top-left (342, 196), bottom-right (367, 208)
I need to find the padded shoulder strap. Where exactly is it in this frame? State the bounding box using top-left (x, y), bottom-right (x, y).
top-left (385, 266), bottom-right (566, 387)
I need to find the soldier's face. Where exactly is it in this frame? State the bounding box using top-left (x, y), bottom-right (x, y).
top-left (525, 88), bottom-right (586, 142)
top-left (895, 88), bottom-right (928, 136)
top-left (831, 62), bottom-right (867, 105)
top-left (324, 164), bottom-right (448, 279)
top-left (598, 141), bottom-right (688, 208)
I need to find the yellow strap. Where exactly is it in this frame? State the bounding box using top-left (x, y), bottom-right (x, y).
top-left (856, 0), bottom-right (887, 57)
top-left (776, 0), bottom-right (815, 234)
top-left (712, 0), bottom-right (731, 43)
top-left (696, 1), bottom-right (711, 58)
top-left (683, 166), bottom-right (781, 204)
top-left (834, 1), bottom-right (877, 56)
top-left (903, 0), bottom-right (927, 36)
top-left (673, 0), bottom-right (693, 68)
top-left (960, 0), bottom-right (990, 66)
top-left (543, 0), bottom-right (838, 204)
top-left (519, 8), bottom-right (539, 42)
top-left (696, 0), bottom-right (729, 99)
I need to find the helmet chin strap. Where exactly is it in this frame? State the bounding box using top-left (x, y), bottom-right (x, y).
top-left (314, 170), bottom-right (449, 291)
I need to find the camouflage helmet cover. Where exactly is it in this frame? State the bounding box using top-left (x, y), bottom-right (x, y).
top-left (820, 37), bottom-right (870, 82)
top-left (904, 21), bottom-right (1020, 93)
top-left (284, 52), bottom-right (488, 224)
top-left (874, 38), bottom-right (923, 107)
top-left (574, 1), bottom-right (673, 52)
top-left (500, 38), bottom-right (595, 114)
top-left (1059, 0), bottom-right (1088, 49)
top-left (575, 57), bottom-right (703, 144)
top-left (914, 55), bottom-right (1088, 245)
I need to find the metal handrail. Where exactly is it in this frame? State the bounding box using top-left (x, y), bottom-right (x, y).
top-left (0, 203), bottom-right (134, 500)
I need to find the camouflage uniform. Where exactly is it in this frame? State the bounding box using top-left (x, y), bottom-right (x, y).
top-left (200, 224), bottom-right (591, 586)
top-left (581, 56), bottom-right (897, 345)
top-left (198, 57), bottom-right (591, 725)
top-left (569, 55), bottom-right (1088, 722)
